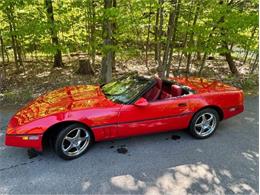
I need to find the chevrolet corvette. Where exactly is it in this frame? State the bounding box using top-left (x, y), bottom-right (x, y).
top-left (5, 75), bottom-right (244, 159)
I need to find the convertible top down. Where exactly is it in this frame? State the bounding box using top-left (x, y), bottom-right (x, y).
top-left (5, 75), bottom-right (244, 159)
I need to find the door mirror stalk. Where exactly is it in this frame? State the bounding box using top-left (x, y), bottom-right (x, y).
top-left (134, 98), bottom-right (149, 107)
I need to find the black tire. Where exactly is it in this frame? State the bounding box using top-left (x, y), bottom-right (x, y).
top-left (54, 123), bottom-right (93, 160)
top-left (189, 108), bottom-right (219, 139)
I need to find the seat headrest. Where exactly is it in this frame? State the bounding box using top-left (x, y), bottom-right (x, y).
top-left (171, 85), bottom-right (182, 97)
top-left (142, 78), bottom-right (163, 101)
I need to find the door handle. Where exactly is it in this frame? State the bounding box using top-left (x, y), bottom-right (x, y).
top-left (178, 103), bottom-right (187, 107)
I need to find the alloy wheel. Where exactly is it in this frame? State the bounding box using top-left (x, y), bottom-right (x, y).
top-left (194, 112), bottom-right (217, 137)
top-left (61, 127), bottom-right (90, 157)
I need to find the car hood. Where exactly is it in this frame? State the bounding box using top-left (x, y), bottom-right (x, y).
top-left (9, 85), bottom-right (116, 127)
top-left (172, 77), bottom-right (239, 93)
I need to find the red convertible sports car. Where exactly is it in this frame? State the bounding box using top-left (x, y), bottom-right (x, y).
top-left (5, 75), bottom-right (244, 159)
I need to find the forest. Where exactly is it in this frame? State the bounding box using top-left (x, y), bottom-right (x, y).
top-left (0, 0), bottom-right (258, 105)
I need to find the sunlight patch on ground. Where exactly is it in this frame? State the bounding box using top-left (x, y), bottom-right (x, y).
top-left (195, 148), bottom-right (203, 153)
top-left (242, 150), bottom-right (259, 166)
top-left (144, 163), bottom-right (224, 195)
top-left (81, 180), bottom-right (91, 191)
top-left (0, 186), bottom-right (9, 194)
top-left (36, 71), bottom-right (51, 78)
top-left (110, 174), bottom-right (146, 191)
top-left (229, 183), bottom-right (257, 194)
top-left (219, 169), bottom-right (232, 179)
top-left (0, 146), bottom-right (6, 151)
top-left (244, 117), bottom-right (256, 122)
top-left (108, 162), bottom-right (257, 194)
top-left (19, 71), bottom-right (30, 78)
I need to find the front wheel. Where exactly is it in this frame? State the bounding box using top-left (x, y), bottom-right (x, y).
top-left (54, 124), bottom-right (93, 160)
top-left (189, 108), bottom-right (219, 139)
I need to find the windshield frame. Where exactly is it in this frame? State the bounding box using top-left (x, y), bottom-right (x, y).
top-left (101, 76), bottom-right (156, 105)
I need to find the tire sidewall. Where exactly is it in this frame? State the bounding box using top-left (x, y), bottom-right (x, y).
top-left (189, 108), bottom-right (220, 139)
top-left (54, 124), bottom-right (93, 160)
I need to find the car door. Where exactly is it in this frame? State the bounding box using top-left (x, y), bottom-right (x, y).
top-left (117, 96), bottom-right (193, 138)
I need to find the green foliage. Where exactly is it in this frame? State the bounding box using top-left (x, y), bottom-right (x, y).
top-left (0, 0), bottom-right (258, 68)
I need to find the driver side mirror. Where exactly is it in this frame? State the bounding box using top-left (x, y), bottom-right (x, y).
top-left (134, 97), bottom-right (149, 107)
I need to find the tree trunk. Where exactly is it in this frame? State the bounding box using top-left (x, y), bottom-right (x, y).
top-left (111, 0), bottom-right (116, 70)
top-left (0, 33), bottom-right (6, 76)
top-left (216, 1), bottom-right (239, 76)
top-left (225, 52), bottom-right (239, 75)
top-left (186, 0), bottom-right (200, 76)
top-left (223, 43), bottom-right (239, 75)
top-left (196, 52), bottom-right (201, 61)
top-left (4, 48), bottom-right (9, 63)
top-left (45, 0), bottom-right (63, 68)
top-left (76, 59), bottom-right (94, 75)
top-left (10, 8), bottom-right (25, 72)
top-left (198, 52), bottom-right (207, 75)
top-left (85, 0), bottom-right (96, 67)
top-left (177, 0), bottom-right (194, 73)
top-left (101, 0), bottom-right (114, 83)
top-left (154, 0), bottom-right (164, 66)
top-left (250, 53), bottom-right (258, 74)
top-left (166, 0), bottom-right (181, 77)
top-left (160, 0), bottom-right (178, 78)
top-left (6, 5), bottom-right (20, 72)
top-left (15, 37), bottom-right (24, 71)
top-left (154, 3), bottom-right (159, 61)
top-left (90, 0), bottom-right (96, 67)
top-left (145, 0), bottom-right (152, 71)
top-left (0, 71), bottom-right (6, 92)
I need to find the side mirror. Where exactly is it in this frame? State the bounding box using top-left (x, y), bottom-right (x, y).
top-left (134, 98), bottom-right (149, 107)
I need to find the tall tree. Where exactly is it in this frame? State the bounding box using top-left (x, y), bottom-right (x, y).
top-left (185, 0), bottom-right (200, 75)
top-left (87, 0), bottom-right (97, 67)
top-left (218, 0), bottom-right (239, 76)
top-left (45, 0), bottom-right (63, 68)
top-left (166, 0), bottom-right (180, 77)
top-left (111, 0), bottom-right (116, 70)
top-left (144, 0), bottom-right (153, 70)
top-left (177, 0), bottom-right (195, 73)
top-left (101, 0), bottom-right (116, 82)
top-left (159, 0), bottom-right (178, 78)
top-left (0, 30), bottom-right (6, 75)
top-left (5, 3), bottom-right (22, 72)
top-left (154, 0), bottom-right (164, 65)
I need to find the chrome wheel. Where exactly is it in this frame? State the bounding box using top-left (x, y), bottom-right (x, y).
top-left (194, 113), bottom-right (217, 137)
top-left (61, 127), bottom-right (90, 157)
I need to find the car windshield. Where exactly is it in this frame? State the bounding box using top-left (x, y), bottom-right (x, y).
top-left (101, 76), bottom-right (154, 104)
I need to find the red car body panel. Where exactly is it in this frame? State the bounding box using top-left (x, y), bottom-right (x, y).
top-left (5, 77), bottom-right (244, 151)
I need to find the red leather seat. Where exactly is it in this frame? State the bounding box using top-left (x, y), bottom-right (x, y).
top-left (143, 78), bottom-right (162, 101)
top-left (171, 85), bottom-right (182, 97)
top-left (160, 91), bottom-right (172, 99)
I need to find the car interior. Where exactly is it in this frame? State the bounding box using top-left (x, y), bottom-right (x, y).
top-left (142, 78), bottom-right (190, 102)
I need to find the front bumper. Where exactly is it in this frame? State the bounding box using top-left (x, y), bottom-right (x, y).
top-left (5, 134), bottom-right (43, 151)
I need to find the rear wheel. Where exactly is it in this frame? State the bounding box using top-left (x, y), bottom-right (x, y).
top-left (189, 108), bottom-right (219, 139)
top-left (54, 124), bottom-right (93, 160)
